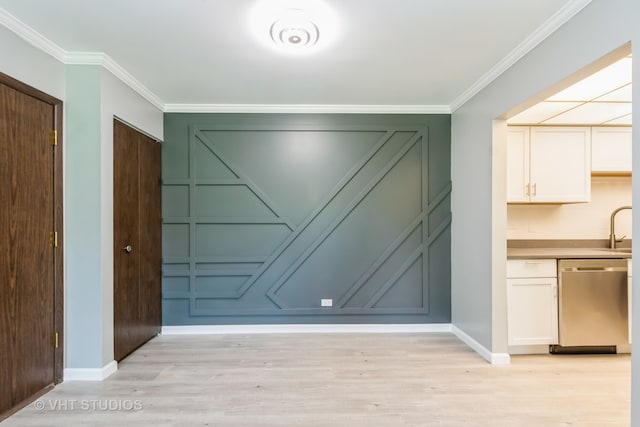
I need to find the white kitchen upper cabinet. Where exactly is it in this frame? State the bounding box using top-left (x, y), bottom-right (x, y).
top-left (507, 126), bottom-right (530, 202)
top-left (529, 127), bottom-right (591, 203)
top-left (507, 259), bottom-right (559, 346)
top-left (507, 126), bottom-right (591, 203)
top-left (591, 126), bottom-right (632, 174)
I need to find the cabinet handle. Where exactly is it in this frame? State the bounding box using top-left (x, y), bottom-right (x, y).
top-left (532, 183), bottom-right (537, 196)
top-left (525, 183), bottom-right (530, 196)
top-left (124, 245), bottom-right (133, 253)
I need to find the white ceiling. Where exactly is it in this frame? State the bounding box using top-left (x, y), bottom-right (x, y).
top-left (0, 0), bottom-right (592, 111)
top-left (508, 55), bottom-right (632, 125)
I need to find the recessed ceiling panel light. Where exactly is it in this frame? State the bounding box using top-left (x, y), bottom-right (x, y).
top-left (507, 101), bottom-right (582, 124)
top-left (603, 114), bottom-right (632, 125)
top-left (547, 57), bottom-right (632, 101)
top-left (249, 0), bottom-right (338, 54)
top-left (542, 102), bottom-right (632, 125)
top-left (593, 83), bottom-right (632, 102)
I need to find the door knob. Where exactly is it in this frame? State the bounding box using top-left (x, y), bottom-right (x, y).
top-left (124, 245), bottom-right (133, 253)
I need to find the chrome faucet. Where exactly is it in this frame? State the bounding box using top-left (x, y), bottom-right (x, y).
top-left (609, 205), bottom-right (632, 249)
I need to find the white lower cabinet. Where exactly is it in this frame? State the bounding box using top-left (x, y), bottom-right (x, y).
top-left (507, 259), bottom-right (558, 346)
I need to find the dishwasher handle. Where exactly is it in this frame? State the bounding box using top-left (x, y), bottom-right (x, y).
top-left (561, 266), bottom-right (627, 272)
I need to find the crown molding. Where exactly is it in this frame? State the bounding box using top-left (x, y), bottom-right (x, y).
top-left (0, 7), bottom-right (66, 62)
top-left (0, 8), bottom-right (448, 116)
top-left (65, 52), bottom-right (164, 111)
top-left (0, 8), bottom-right (166, 111)
top-left (63, 51), bottom-right (105, 66)
top-left (164, 103), bottom-right (451, 114)
top-left (2, 1), bottom-right (595, 116)
top-left (450, 0), bottom-right (593, 112)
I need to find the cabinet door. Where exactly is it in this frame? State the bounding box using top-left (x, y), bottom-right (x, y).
top-left (507, 127), bottom-right (530, 202)
top-left (591, 127), bottom-right (632, 173)
top-left (507, 277), bottom-right (558, 345)
top-left (529, 127), bottom-right (591, 203)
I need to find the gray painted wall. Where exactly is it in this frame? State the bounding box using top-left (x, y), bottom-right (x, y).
top-left (0, 25), bottom-right (64, 99)
top-left (450, 0), bottom-right (639, 422)
top-left (163, 114), bottom-right (451, 325)
top-left (64, 65), bottom-right (164, 369)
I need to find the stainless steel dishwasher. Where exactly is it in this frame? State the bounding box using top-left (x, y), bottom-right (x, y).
top-left (553, 259), bottom-right (628, 353)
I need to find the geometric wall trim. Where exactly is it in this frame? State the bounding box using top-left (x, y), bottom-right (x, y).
top-left (162, 114), bottom-right (451, 324)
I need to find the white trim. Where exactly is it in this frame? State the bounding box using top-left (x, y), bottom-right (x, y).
top-left (163, 104), bottom-right (451, 114)
top-left (0, 7), bottom-right (66, 62)
top-left (450, 0), bottom-right (593, 111)
top-left (0, 9), bottom-right (165, 111)
top-left (62, 51), bottom-right (104, 65)
top-left (162, 323), bottom-right (452, 335)
top-left (451, 325), bottom-right (511, 365)
top-left (63, 360), bottom-right (118, 381)
top-left (65, 52), bottom-right (165, 111)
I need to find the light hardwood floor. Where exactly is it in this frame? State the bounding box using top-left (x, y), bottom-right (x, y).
top-left (2, 333), bottom-right (631, 426)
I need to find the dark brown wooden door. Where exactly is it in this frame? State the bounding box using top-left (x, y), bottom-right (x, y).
top-left (113, 119), bottom-right (161, 362)
top-left (138, 132), bottom-right (162, 341)
top-left (114, 121), bottom-right (140, 362)
top-left (0, 80), bottom-right (59, 415)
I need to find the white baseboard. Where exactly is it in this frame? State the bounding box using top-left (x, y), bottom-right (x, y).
top-left (162, 323), bottom-right (453, 335)
top-left (451, 325), bottom-right (511, 365)
top-left (64, 360), bottom-right (118, 381)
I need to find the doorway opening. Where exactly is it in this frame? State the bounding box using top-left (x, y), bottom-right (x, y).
top-left (498, 44), bottom-right (632, 356)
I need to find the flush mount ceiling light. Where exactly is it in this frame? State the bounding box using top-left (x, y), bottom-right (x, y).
top-left (250, 0), bottom-right (338, 54)
top-left (270, 8), bottom-right (319, 48)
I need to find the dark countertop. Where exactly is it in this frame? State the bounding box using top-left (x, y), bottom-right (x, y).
top-left (507, 239), bottom-right (632, 259)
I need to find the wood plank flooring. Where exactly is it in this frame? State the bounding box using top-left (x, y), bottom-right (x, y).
top-left (2, 333), bottom-right (631, 426)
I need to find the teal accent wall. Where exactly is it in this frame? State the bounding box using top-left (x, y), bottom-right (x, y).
top-left (163, 114), bottom-right (451, 324)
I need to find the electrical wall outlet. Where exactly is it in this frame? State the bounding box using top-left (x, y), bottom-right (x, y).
top-left (321, 299), bottom-right (333, 307)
